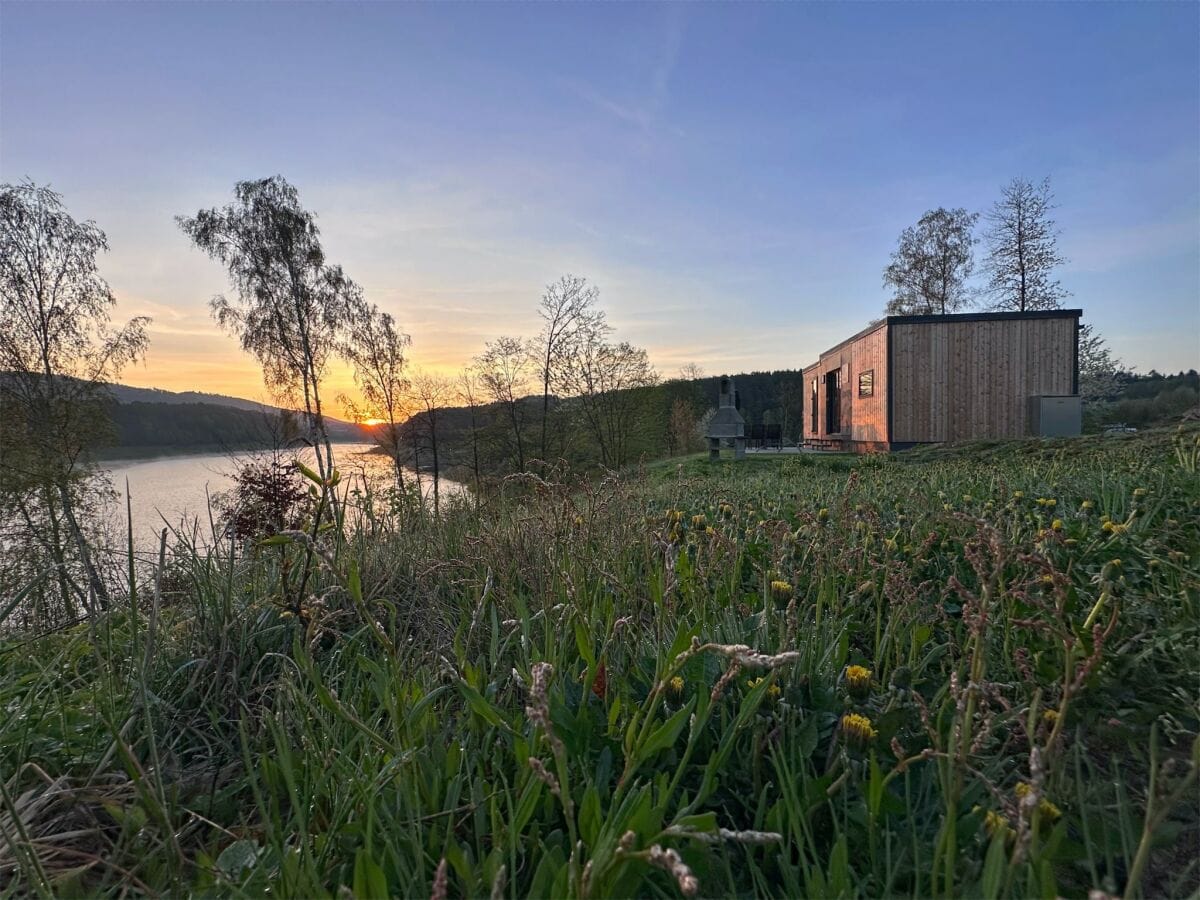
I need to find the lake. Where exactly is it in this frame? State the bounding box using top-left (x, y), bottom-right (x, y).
top-left (99, 442), bottom-right (463, 553)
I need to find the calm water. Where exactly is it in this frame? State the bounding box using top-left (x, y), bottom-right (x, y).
top-left (99, 443), bottom-right (462, 552)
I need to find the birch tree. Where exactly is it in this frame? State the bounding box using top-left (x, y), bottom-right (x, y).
top-left (178, 176), bottom-right (358, 493)
top-left (883, 208), bottom-right (979, 315)
top-left (0, 182), bottom-right (149, 615)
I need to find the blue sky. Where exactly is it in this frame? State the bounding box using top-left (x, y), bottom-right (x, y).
top-left (2, 2), bottom-right (1197, 402)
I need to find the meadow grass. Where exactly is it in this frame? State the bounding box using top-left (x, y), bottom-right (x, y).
top-left (2, 428), bottom-right (1198, 898)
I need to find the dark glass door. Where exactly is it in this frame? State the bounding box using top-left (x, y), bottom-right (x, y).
top-left (825, 370), bottom-right (841, 434)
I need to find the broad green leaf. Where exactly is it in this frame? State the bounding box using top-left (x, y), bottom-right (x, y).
top-left (638, 699), bottom-right (695, 760)
top-left (457, 679), bottom-right (510, 731)
top-left (352, 849), bottom-right (387, 899)
top-left (979, 831), bottom-right (1009, 899)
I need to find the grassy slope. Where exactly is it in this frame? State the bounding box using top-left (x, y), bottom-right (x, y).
top-left (2, 428), bottom-right (1198, 897)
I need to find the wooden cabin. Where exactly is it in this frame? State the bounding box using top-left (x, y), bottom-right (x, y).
top-left (802, 309), bottom-right (1083, 452)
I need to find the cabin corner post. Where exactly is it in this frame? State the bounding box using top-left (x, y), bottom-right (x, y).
top-left (1072, 315), bottom-right (1081, 396)
top-left (886, 319), bottom-right (894, 449)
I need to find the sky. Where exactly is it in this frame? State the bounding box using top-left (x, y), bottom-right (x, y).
top-left (2, 2), bottom-right (1197, 416)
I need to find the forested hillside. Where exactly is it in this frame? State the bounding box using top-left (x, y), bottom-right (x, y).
top-left (389, 369), bottom-right (806, 481)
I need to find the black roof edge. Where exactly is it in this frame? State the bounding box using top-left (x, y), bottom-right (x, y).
top-left (803, 309), bottom-right (1083, 370)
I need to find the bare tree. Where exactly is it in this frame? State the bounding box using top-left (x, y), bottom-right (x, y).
top-left (343, 301), bottom-right (411, 491)
top-left (982, 177), bottom-right (1069, 312)
top-left (883, 207), bottom-right (980, 315)
top-left (177, 176), bottom-right (358, 496)
top-left (0, 181), bottom-right (150, 615)
top-left (456, 369), bottom-right (485, 495)
top-left (410, 371), bottom-right (453, 512)
top-left (562, 336), bottom-right (658, 469)
top-left (533, 275), bottom-right (607, 462)
top-left (474, 336), bottom-right (532, 472)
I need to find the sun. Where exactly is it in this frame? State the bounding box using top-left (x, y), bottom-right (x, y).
top-left (360, 417), bottom-right (386, 426)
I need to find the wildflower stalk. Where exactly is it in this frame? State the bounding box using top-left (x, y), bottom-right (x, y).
top-left (1123, 728), bottom-right (1200, 899)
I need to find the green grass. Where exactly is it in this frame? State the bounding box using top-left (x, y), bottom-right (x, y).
top-left (2, 427), bottom-right (1198, 898)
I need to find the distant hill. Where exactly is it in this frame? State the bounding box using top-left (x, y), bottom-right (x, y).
top-left (93, 382), bottom-right (367, 455)
top-left (102, 383), bottom-right (280, 414)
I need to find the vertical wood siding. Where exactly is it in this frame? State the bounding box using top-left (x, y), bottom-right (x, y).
top-left (890, 316), bottom-right (1076, 442)
top-left (802, 323), bottom-right (888, 443)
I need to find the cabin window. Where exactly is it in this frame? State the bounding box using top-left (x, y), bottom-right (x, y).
top-left (858, 370), bottom-right (874, 398)
top-left (810, 379), bottom-right (818, 433)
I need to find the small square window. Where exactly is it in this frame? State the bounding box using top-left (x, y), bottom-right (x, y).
top-left (858, 370), bottom-right (874, 397)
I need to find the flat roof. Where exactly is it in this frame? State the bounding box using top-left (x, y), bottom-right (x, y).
top-left (802, 308), bottom-right (1083, 371)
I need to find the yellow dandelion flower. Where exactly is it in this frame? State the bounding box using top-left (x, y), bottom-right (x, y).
top-left (1133, 488), bottom-right (1147, 498)
top-left (770, 580), bottom-right (793, 600)
top-left (705, 526), bottom-right (715, 536)
top-left (1052, 518), bottom-right (1064, 530)
top-left (818, 508), bottom-right (829, 522)
top-left (983, 809), bottom-right (1013, 841)
top-left (840, 712), bottom-right (877, 748)
top-left (1014, 783), bottom-right (1062, 822)
top-left (1042, 708), bottom-right (1059, 724)
top-left (668, 676), bottom-right (684, 695)
top-left (1013, 490), bottom-right (1024, 499)
top-left (845, 665), bottom-right (872, 698)
top-left (691, 514), bottom-right (707, 528)
top-left (1081, 500), bottom-right (1094, 510)
top-left (748, 676), bottom-right (781, 699)
top-left (962, 494), bottom-right (972, 503)
top-left (1102, 520), bottom-right (1116, 533)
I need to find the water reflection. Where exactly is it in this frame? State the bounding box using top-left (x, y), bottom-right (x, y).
top-left (100, 442), bottom-right (463, 552)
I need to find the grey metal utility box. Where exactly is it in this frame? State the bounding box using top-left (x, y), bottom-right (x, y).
top-left (1027, 395), bottom-right (1081, 438)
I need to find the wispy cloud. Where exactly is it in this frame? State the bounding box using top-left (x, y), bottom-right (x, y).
top-left (563, 6), bottom-right (685, 137)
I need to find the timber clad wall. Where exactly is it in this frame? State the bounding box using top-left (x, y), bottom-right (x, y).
top-left (803, 324), bottom-right (888, 444)
top-left (802, 310), bottom-right (1081, 449)
top-left (890, 316), bottom-right (1076, 443)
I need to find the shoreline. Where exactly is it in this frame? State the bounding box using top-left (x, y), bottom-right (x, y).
top-left (90, 438), bottom-right (370, 465)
